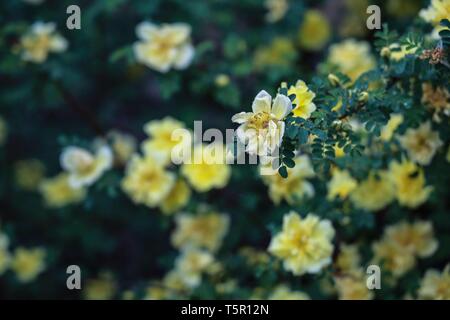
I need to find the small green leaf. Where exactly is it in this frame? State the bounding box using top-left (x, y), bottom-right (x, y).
top-left (278, 166), bottom-right (288, 178)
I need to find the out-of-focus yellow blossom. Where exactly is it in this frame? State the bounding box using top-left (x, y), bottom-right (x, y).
top-left (159, 179), bottom-right (191, 215)
top-left (142, 117), bottom-right (187, 165)
top-left (334, 270), bottom-right (374, 300)
top-left (40, 173), bottom-right (86, 208)
top-left (174, 248), bottom-right (214, 288)
top-left (268, 211), bottom-right (335, 276)
top-left (0, 232), bottom-right (11, 275)
top-left (264, 0), bottom-right (288, 23)
top-left (418, 265), bottom-right (450, 300)
top-left (387, 0), bottom-right (421, 18)
top-left (373, 221), bottom-right (437, 277)
top-left (388, 43), bottom-right (418, 61)
top-left (19, 22), bottom-right (67, 63)
top-left (335, 244), bottom-right (361, 272)
top-left (239, 247), bottom-right (271, 266)
top-left (350, 171), bottom-right (395, 211)
top-left (254, 38), bottom-right (296, 70)
top-left (181, 144), bottom-right (231, 192)
top-left (122, 154), bottom-right (175, 208)
top-left (298, 10), bottom-right (331, 51)
top-left (10, 247), bottom-right (46, 283)
top-left (14, 159), bottom-right (45, 191)
top-left (172, 212), bottom-right (230, 252)
top-left (380, 113), bottom-right (404, 141)
top-left (287, 80), bottom-right (316, 119)
top-left (84, 272), bottom-right (117, 300)
top-left (385, 221), bottom-right (438, 258)
top-left (108, 131), bottom-right (136, 165)
top-left (215, 74), bottom-right (230, 87)
top-left (420, 0), bottom-right (450, 27)
top-left (0, 116), bottom-right (7, 146)
top-left (232, 90), bottom-right (292, 156)
top-left (327, 168), bottom-right (357, 201)
top-left (389, 159), bottom-right (433, 208)
top-left (163, 269), bottom-right (189, 293)
top-left (269, 285), bottom-right (310, 300)
top-left (422, 83), bottom-right (450, 122)
top-left (327, 39), bottom-right (376, 82)
top-left (339, 0), bottom-right (370, 37)
top-left (60, 145), bottom-right (113, 188)
top-left (144, 285), bottom-right (171, 300)
top-left (133, 22), bottom-right (194, 73)
top-left (262, 155), bottom-right (315, 205)
top-left (216, 279), bottom-right (238, 295)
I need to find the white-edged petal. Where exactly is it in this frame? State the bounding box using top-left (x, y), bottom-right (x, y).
top-left (252, 90), bottom-right (272, 114)
top-left (231, 112), bottom-right (253, 124)
top-left (136, 21), bottom-right (157, 40)
top-left (271, 94), bottom-right (292, 120)
top-left (173, 43), bottom-right (195, 70)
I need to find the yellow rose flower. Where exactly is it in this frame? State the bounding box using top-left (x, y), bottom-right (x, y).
top-left (262, 155), bottom-right (315, 205)
top-left (334, 270), bottom-right (374, 300)
top-left (389, 159), bottom-right (433, 208)
top-left (171, 212), bottom-right (230, 252)
top-left (418, 265), bottom-right (450, 300)
top-left (380, 113), bottom-right (403, 141)
top-left (327, 39), bottom-right (376, 82)
top-left (268, 212), bottom-right (335, 276)
top-left (265, 0), bottom-right (288, 23)
top-left (181, 144), bottom-right (231, 192)
top-left (335, 244), bottom-right (361, 272)
top-left (19, 22), bottom-right (67, 63)
top-left (269, 285), bottom-right (310, 300)
top-left (327, 168), bottom-right (357, 201)
top-left (107, 131), bottom-right (137, 165)
top-left (133, 22), bottom-right (194, 73)
top-left (174, 248), bottom-right (214, 288)
top-left (60, 144), bottom-right (113, 188)
top-left (10, 247), bottom-right (46, 283)
top-left (159, 179), bottom-right (191, 215)
top-left (372, 238), bottom-right (416, 277)
top-left (232, 90), bottom-right (292, 156)
top-left (350, 171), bottom-right (395, 211)
top-left (122, 154), bottom-right (175, 208)
top-left (84, 272), bottom-right (117, 300)
top-left (420, 0), bottom-right (450, 26)
top-left (398, 121), bottom-right (443, 166)
top-left (287, 80), bottom-right (317, 119)
top-left (298, 10), bottom-right (331, 51)
top-left (422, 83), bottom-right (450, 123)
top-left (40, 173), bottom-right (86, 208)
top-left (141, 117), bottom-right (187, 166)
top-left (254, 37), bottom-right (296, 70)
top-left (14, 159), bottom-right (46, 191)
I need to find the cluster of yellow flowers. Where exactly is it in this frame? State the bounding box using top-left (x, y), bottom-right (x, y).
top-left (0, 231), bottom-right (46, 283)
top-left (420, 0), bottom-right (450, 35)
top-left (418, 265), bottom-right (450, 299)
top-left (372, 221), bottom-right (438, 278)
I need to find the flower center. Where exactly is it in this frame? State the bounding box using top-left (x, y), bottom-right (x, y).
top-left (248, 112), bottom-right (271, 129)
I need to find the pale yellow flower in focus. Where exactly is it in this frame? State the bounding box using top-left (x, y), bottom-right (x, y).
top-left (108, 131), bottom-right (136, 165)
top-left (385, 221), bottom-right (438, 258)
top-left (133, 22), bottom-right (194, 73)
top-left (11, 247), bottom-right (46, 283)
top-left (334, 270), bottom-right (374, 300)
top-left (122, 154), bottom-right (175, 208)
top-left (40, 173), bottom-right (86, 208)
top-left (0, 116), bottom-right (7, 146)
top-left (269, 285), bottom-right (310, 300)
top-left (60, 145), bottom-right (113, 188)
top-left (389, 159), bottom-right (433, 208)
top-left (159, 179), bottom-right (191, 215)
top-left (19, 22), bottom-right (67, 63)
top-left (350, 171), bottom-right (395, 211)
top-left (261, 155), bottom-right (315, 205)
top-left (14, 159), bottom-right (46, 191)
top-left (181, 144), bottom-right (231, 192)
top-left (142, 117), bottom-right (187, 166)
top-left (174, 248), bottom-right (214, 289)
top-left (422, 83), bottom-right (450, 122)
top-left (265, 0), bottom-right (289, 23)
top-left (327, 39), bottom-right (376, 82)
top-left (84, 272), bottom-right (117, 300)
top-left (232, 90), bottom-right (292, 156)
top-left (327, 168), bottom-right (357, 201)
top-left (398, 122), bottom-right (443, 165)
top-left (268, 212), bottom-right (335, 276)
top-left (380, 113), bottom-right (403, 141)
top-left (287, 80), bottom-right (316, 119)
top-left (335, 244), bottom-right (361, 272)
top-left (171, 212), bottom-right (230, 252)
top-left (418, 265), bottom-right (450, 300)
top-left (298, 10), bottom-right (331, 51)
